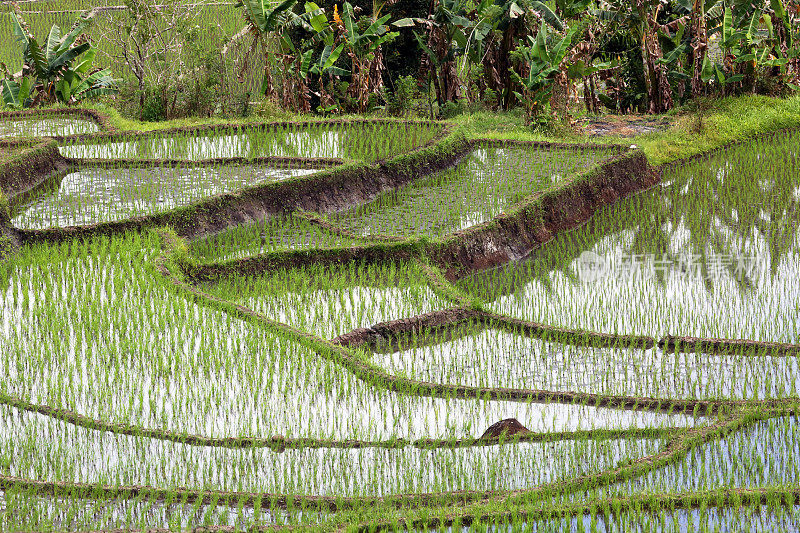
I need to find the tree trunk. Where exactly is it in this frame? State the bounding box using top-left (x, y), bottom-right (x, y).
top-left (639, 6), bottom-right (674, 113)
top-left (689, 0), bottom-right (707, 97)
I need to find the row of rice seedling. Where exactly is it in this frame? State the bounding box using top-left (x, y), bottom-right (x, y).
top-left (0, 486), bottom-right (302, 531)
top-left (58, 122), bottom-right (441, 162)
top-left (370, 323), bottom-right (800, 400)
top-left (0, 403), bottom-right (663, 496)
top-left (7, 490), bottom-right (796, 533)
top-left (605, 416), bottom-right (800, 496)
top-left (2, 125), bottom-right (796, 530)
top-left (458, 131), bottom-right (800, 342)
top-left (422, 503), bottom-right (800, 532)
top-left (10, 164), bottom-right (320, 229)
top-left (0, 116), bottom-right (100, 138)
top-left (188, 215), bottom-right (363, 262)
top-left (202, 261), bottom-right (450, 340)
top-left (0, 235), bottom-right (696, 443)
top-left (328, 145), bottom-right (612, 239)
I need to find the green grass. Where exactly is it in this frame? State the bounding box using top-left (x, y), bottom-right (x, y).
top-left (449, 95), bottom-right (800, 166)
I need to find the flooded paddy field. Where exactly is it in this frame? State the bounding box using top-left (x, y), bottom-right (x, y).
top-left (0, 116), bottom-right (100, 138)
top-left (11, 164), bottom-right (320, 229)
top-left (329, 144), bottom-right (613, 238)
top-left (459, 131), bottom-right (800, 343)
top-left (58, 121), bottom-right (442, 162)
top-left (0, 121), bottom-right (798, 530)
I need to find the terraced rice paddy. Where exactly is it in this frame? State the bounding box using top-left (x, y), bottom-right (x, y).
top-left (0, 116), bottom-right (100, 138)
top-left (0, 119), bottom-right (798, 531)
top-left (370, 324), bottom-right (800, 399)
top-left (189, 215), bottom-right (363, 261)
top-left (11, 164), bottom-right (320, 229)
top-left (459, 131), bottom-right (800, 343)
top-left (330, 144), bottom-right (613, 238)
top-left (59, 122), bottom-right (441, 162)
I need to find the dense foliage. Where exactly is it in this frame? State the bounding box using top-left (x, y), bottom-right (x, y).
top-left (1, 0), bottom-right (799, 119)
top-left (1, 9), bottom-right (119, 108)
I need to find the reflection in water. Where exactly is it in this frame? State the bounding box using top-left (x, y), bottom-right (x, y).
top-left (0, 488), bottom-right (296, 530)
top-left (206, 261), bottom-right (452, 341)
top-left (11, 165), bottom-right (318, 229)
top-left (0, 404), bottom-right (661, 496)
top-left (0, 117), bottom-right (99, 138)
top-left (477, 505), bottom-right (800, 533)
top-left (460, 133), bottom-right (800, 342)
top-left (58, 122), bottom-right (440, 162)
top-left (0, 253), bottom-right (697, 440)
top-left (371, 324), bottom-right (800, 399)
top-left (61, 132), bottom-right (336, 159)
top-left (189, 214), bottom-right (362, 262)
top-left (608, 416), bottom-right (800, 494)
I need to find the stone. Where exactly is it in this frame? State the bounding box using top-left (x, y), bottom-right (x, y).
top-left (479, 418), bottom-right (531, 439)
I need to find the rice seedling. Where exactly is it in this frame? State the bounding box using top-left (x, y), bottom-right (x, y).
top-left (444, 503), bottom-right (800, 532)
top-left (201, 261), bottom-right (451, 340)
top-left (1, 119), bottom-right (798, 530)
top-left (371, 323), bottom-right (800, 400)
top-left (330, 145), bottom-right (613, 238)
top-left (188, 215), bottom-right (363, 262)
top-left (0, 487), bottom-right (303, 530)
top-left (607, 416), bottom-right (800, 495)
top-left (59, 122), bottom-right (441, 162)
top-left (10, 163), bottom-right (320, 229)
top-left (0, 116), bottom-right (100, 138)
top-left (0, 403), bottom-right (665, 496)
top-left (0, 236), bottom-right (694, 444)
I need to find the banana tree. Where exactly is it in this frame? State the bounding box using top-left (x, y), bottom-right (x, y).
top-left (480, 0), bottom-right (565, 109)
top-left (297, 2), bottom-right (350, 112)
top-left (2, 10), bottom-right (119, 108)
top-left (598, 0), bottom-right (675, 113)
top-left (0, 75), bottom-right (32, 109)
top-left (510, 23), bottom-right (579, 118)
top-left (337, 2), bottom-right (398, 111)
top-left (229, 0), bottom-right (300, 99)
top-left (394, 0), bottom-right (472, 106)
top-left (700, 5), bottom-right (789, 93)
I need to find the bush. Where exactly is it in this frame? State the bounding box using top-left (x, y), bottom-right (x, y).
top-left (383, 75), bottom-right (419, 116)
top-left (140, 87), bottom-right (167, 122)
top-left (439, 99), bottom-right (467, 119)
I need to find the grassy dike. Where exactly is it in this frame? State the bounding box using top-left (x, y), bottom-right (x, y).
top-left (15, 93), bottom-right (800, 166)
top-left (451, 94), bottom-right (800, 166)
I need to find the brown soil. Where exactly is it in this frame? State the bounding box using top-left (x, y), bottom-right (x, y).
top-left (577, 115), bottom-right (674, 137)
